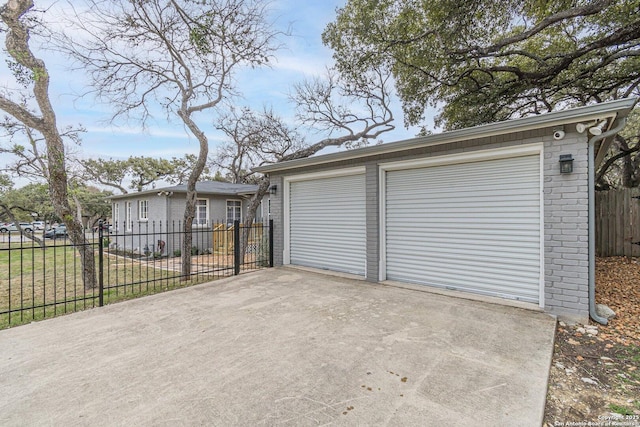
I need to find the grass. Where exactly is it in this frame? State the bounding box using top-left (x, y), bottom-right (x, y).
top-left (617, 345), bottom-right (640, 385)
top-left (0, 239), bottom-right (236, 329)
top-left (609, 404), bottom-right (635, 416)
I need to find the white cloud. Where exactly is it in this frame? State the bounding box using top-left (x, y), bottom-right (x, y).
top-left (1, 0), bottom-right (434, 176)
top-left (271, 55), bottom-right (332, 77)
top-left (84, 125), bottom-right (193, 140)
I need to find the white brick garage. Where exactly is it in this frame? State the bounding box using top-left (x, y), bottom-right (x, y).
top-left (256, 99), bottom-right (637, 322)
top-left (380, 146), bottom-right (543, 305)
top-left (285, 169), bottom-right (366, 275)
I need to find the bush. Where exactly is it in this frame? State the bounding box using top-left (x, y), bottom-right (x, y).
top-left (191, 246), bottom-right (199, 256)
top-left (173, 249), bottom-right (181, 257)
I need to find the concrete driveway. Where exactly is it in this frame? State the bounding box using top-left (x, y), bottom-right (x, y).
top-left (0, 268), bottom-right (555, 426)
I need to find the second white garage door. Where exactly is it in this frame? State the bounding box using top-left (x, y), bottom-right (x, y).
top-left (288, 172), bottom-right (366, 275)
top-left (383, 153), bottom-right (542, 304)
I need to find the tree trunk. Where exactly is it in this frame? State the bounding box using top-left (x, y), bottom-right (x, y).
top-left (1, 0), bottom-right (96, 289)
top-left (240, 177), bottom-right (270, 265)
top-left (46, 133), bottom-right (96, 290)
top-left (178, 110), bottom-right (209, 281)
top-left (181, 187), bottom-right (195, 280)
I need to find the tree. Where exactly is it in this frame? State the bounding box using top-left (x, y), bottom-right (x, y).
top-left (80, 155), bottom-right (212, 194)
top-left (215, 66), bottom-right (395, 260)
top-left (79, 158), bottom-right (130, 194)
top-left (0, 175), bottom-right (17, 222)
top-left (126, 156), bottom-right (175, 192)
top-left (61, 0), bottom-right (280, 279)
top-left (0, 173), bottom-right (12, 194)
top-left (1, 114), bottom-right (84, 182)
top-left (167, 154), bottom-right (210, 185)
top-left (0, 183), bottom-right (48, 247)
top-left (68, 184), bottom-right (113, 228)
top-left (211, 107), bottom-right (305, 184)
top-left (0, 182), bottom-right (111, 241)
top-left (596, 109), bottom-right (640, 189)
top-left (1, 183), bottom-right (53, 220)
top-left (323, 0), bottom-right (640, 130)
top-left (0, 0), bottom-right (96, 288)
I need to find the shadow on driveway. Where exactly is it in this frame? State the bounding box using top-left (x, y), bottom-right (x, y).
top-left (0, 268), bottom-right (555, 426)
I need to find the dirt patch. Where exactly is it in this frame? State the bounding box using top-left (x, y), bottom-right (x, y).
top-left (544, 257), bottom-right (640, 426)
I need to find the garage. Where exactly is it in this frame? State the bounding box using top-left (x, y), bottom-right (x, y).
top-left (381, 147), bottom-right (543, 304)
top-left (256, 98), bottom-right (636, 322)
top-left (285, 169), bottom-right (366, 275)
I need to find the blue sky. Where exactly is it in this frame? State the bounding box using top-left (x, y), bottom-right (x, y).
top-left (1, 0), bottom-right (433, 176)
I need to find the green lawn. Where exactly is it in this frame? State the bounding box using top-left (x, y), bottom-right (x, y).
top-left (0, 240), bottom-right (230, 329)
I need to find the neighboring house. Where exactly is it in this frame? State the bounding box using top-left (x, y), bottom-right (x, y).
top-left (255, 98), bottom-right (637, 324)
top-left (109, 181), bottom-right (269, 256)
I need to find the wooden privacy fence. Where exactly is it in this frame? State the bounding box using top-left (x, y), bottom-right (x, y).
top-left (212, 223), bottom-right (234, 254)
top-left (212, 223), bottom-right (265, 255)
top-left (596, 187), bottom-right (640, 257)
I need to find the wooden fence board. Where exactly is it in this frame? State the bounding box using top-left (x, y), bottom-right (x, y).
top-left (596, 188), bottom-right (640, 257)
top-left (629, 188), bottom-right (640, 257)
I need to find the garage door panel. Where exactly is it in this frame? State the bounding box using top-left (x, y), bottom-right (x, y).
top-left (398, 274), bottom-right (540, 301)
top-left (388, 188), bottom-right (540, 201)
top-left (398, 263), bottom-right (540, 285)
top-left (385, 243), bottom-right (541, 263)
top-left (388, 215), bottom-right (541, 225)
top-left (289, 173), bottom-right (366, 275)
top-left (385, 154), bottom-right (541, 303)
top-left (386, 250), bottom-right (541, 274)
top-left (391, 203), bottom-right (541, 214)
top-left (387, 227), bottom-right (540, 239)
top-left (393, 259), bottom-right (541, 287)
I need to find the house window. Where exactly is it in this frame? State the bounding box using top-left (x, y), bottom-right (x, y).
top-left (138, 200), bottom-right (148, 221)
top-left (226, 200), bottom-right (242, 224)
top-left (193, 199), bottom-right (208, 226)
top-left (125, 201), bottom-right (132, 231)
top-left (113, 203), bottom-right (119, 231)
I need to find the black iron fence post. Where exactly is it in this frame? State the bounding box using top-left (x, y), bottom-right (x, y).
top-left (98, 220), bottom-right (104, 307)
top-left (233, 220), bottom-right (240, 275)
top-left (269, 219), bottom-right (274, 268)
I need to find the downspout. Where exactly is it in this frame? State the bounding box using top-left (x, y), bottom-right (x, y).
top-left (588, 117), bottom-right (627, 325)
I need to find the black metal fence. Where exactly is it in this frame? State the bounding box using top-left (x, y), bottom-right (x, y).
top-left (0, 219), bottom-right (273, 328)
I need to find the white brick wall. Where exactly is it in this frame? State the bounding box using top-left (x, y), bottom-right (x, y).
top-left (543, 133), bottom-right (589, 321)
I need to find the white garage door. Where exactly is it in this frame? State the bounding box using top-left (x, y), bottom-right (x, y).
top-left (289, 173), bottom-right (366, 275)
top-left (384, 154), bottom-right (542, 303)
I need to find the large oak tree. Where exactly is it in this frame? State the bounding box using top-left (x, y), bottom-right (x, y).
top-left (323, 0), bottom-right (640, 187)
top-left (60, 0), bottom-right (281, 278)
top-left (324, 0), bottom-right (640, 129)
top-left (0, 0), bottom-right (97, 288)
top-left (213, 66), bottom-right (396, 261)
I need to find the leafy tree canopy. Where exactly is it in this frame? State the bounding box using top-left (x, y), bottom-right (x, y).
top-left (323, 0), bottom-right (640, 130)
top-left (0, 182), bottom-right (112, 224)
top-left (80, 154), bottom-right (212, 194)
top-left (0, 173), bottom-right (12, 193)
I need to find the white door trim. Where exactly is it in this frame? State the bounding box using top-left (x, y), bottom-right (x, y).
top-left (378, 143), bottom-right (545, 307)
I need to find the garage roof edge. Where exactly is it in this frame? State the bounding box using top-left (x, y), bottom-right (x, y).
top-left (254, 98), bottom-right (637, 174)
